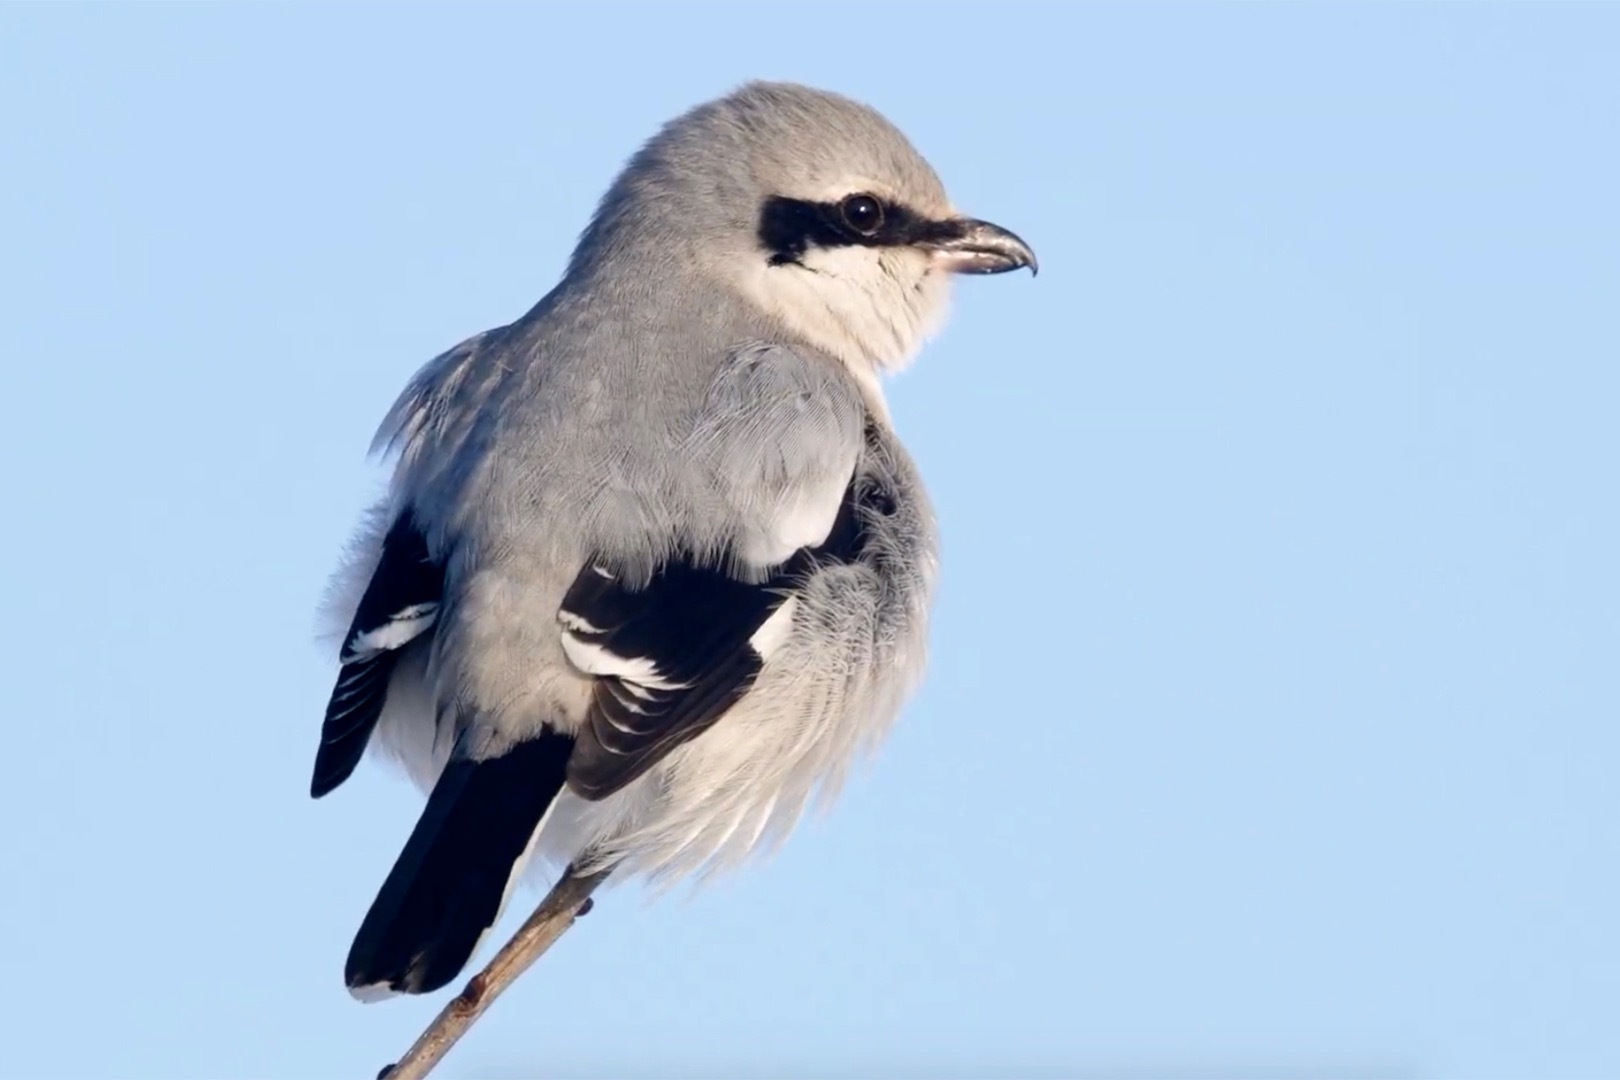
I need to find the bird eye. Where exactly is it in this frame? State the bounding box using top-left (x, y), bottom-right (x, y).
top-left (839, 194), bottom-right (885, 236)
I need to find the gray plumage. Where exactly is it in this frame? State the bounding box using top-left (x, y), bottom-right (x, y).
top-left (315, 81), bottom-right (1035, 998)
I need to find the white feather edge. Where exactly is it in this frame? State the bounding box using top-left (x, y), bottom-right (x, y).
top-left (344, 603), bottom-right (440, 660)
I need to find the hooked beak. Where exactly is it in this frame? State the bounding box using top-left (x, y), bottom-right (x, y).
top-left (924, 217), bottom-right (1039, 276)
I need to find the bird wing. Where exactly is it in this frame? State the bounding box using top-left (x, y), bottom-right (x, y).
top-left (558, 467), bottom-right (878, 800)
top-left (312, 511), bottom-right (444, 798)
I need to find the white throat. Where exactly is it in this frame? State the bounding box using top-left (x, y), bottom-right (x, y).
top-left (740, 246), bottom-right (951, 416)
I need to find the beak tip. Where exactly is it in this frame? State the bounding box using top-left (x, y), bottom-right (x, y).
top-left (931, 217), bottom-right (1038, 278)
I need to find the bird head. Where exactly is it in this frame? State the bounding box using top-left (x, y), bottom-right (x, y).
top-left (570, 82), bottom-right (1036, 378)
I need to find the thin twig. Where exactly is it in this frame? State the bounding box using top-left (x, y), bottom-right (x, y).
top-left (379, 867), bottom-right (610, 1080)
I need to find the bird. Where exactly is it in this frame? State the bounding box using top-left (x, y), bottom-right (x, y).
top-left (312, 81), bottom-right (1037, 1001)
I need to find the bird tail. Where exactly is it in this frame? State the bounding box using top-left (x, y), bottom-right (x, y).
top-left (344, 731), bottom-right (573, 999)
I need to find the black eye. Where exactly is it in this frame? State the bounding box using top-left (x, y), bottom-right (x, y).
top-left (839, 194), bottom-right (885, 236)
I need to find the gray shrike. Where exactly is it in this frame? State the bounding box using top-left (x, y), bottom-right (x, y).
top-left (313, 81), bottom-right (1037, 1000)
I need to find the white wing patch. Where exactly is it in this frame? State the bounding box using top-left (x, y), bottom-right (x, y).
top-left (560, 632), bottom-right (692, 691)
top-left (558, 609), bottom-right (603, 635)
top-left (343, 602), bottom-right (440, 661)
top-left (748, 596), bottom-right (799, 661)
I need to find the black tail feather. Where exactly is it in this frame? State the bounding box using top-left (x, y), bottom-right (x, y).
top-left (344, 731), bottom-right (573, 997)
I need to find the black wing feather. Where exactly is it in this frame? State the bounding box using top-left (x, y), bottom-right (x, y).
top-left (561, 470), bottom-right (879, 800)
top-left (311, 512), bottom-right (444, 799)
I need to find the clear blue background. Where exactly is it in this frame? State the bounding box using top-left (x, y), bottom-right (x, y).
top-left (3, 4), bottom-right (1615, 1078)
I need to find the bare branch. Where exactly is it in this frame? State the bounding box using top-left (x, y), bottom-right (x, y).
top-left (379, 867), bottom-right (610, 1080)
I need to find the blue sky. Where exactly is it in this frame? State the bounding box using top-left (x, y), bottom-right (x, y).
top-left (2, 4), bottom-right (1616, 1078)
